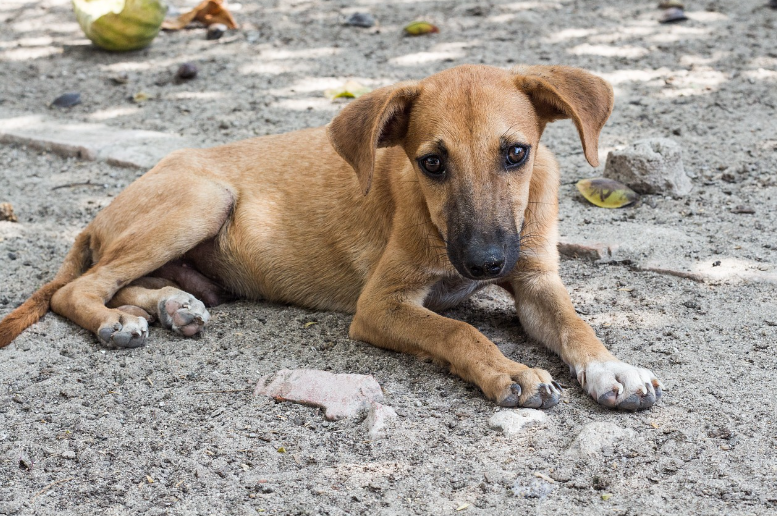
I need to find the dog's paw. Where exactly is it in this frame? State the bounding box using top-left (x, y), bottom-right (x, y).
top-left (497, 368), bottom-right (562, 409)
top-left (158, 292), bottom-right (210, 337)
top-left (98, 315), bottom-right (148, 349)
top-left (577, 361), bottom-right (663, 411)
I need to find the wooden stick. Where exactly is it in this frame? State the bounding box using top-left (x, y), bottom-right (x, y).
top-left (31, 477), bottom-right (74, 503)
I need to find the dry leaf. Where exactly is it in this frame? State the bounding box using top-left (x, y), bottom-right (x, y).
top-left (304, 321), bottom-right (318, 328)
top-left (162, 0), bottom-right (238, 30)
top-left (132, 91), bottom-right (151, 103)
top-left (324, 80), bottom-right (372, 100)
top-left (404, 21), bottom-right (439, 36)
top-left (0, 203), bottom-right (18, 223)
top-left (576, 178), bottom-right (638, 208)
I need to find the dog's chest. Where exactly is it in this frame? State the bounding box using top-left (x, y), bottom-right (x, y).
top-left (424, 276), bottom-right (489, 312)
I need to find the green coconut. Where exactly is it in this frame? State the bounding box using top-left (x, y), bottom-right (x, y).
top-left (73, 0), bottom-right (167, 52)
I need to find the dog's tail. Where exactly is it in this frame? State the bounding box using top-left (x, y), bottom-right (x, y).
top-left (0, 232), bottom-right (92, 348)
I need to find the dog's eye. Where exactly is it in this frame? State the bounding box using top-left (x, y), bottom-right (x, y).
top-left (419, 155), bottom-right (445, 176)
top-left (506, 145), bottom-right (529, 167)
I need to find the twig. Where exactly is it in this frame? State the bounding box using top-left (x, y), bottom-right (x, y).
top-left (31, 477), bottom-right (74, 503)
top-left (52, 182), bottom-right (104, 191)
top-left (194, 388), bottom-right (251, 394)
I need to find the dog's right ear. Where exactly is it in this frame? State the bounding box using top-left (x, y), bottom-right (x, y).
top-left (327, 82), bottom-right (420, 195)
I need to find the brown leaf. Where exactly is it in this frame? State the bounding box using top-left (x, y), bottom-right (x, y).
top-left (0, 203), bottom-right (18, 222)
top-left (162, 0), bottom-right (238, 31)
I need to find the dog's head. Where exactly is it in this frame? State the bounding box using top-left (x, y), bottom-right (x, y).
top-left (327, 65), bottom-right (613, 280)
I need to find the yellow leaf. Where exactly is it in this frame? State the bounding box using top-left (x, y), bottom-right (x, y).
top-left (277, 446), bottom-right (286, 453)
top-left (404, 21), bottom-right (439, 36)
top-left (304, 321), bottom-right (318, 328)
top-left (324, 80), bottom-right (372, 100)
top-left (133, 91), bottom-right (151, 103)
top-left (601, 493), bottom-right (612, 501)
top-left (146, 475), bottom-right (154, 483)
top-left (576, 178), bottom-right (638, 208)
top-left (455, 503), bottom-right (469, 511)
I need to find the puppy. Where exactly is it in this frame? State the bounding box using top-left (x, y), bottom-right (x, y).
top-left (0, 64), bottom-right (663, 410)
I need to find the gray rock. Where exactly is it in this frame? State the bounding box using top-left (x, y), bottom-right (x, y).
top-left (512, 478), bottom-right (556, 499)
top-left (254, 369), bottom-right (385, 421)
top-left (343, 12), bottom-right (375, 28)
top-left (566, 421), bottom-right (636, 456)
top-left (365, 401), bottom-right (398, 439)
top-left (604, 138), bottom-right (691, 197)
top-left (488, 409), bottom-right (546, 437)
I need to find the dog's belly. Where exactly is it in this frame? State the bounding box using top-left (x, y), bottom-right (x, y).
top-left (424, 276), bottom-right (490, 312)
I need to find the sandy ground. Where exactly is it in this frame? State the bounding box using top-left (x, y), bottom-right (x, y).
top-left (1, 0), bottom-right (777, 514)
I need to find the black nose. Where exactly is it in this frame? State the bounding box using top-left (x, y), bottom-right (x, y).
top-left (464, 246), bottom-right (506, 279)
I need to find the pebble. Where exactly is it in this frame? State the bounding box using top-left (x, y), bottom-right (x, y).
top-left (659, 7), bottom-right (688, 23)
top-left (343, 12), bottom-right (375, 28)
top-left (365, 401), bottom-right (398, 439)
top-left (488, 409), bottom-right (546, 437)
top-left (566, 422), bottom-right (636, 456)
top-left (604, 138), bottom-right (692, 197)
top-left (207, 24), bottom-right (227, 40)
top-left (512, 478), bottom-right (556, 499)
top-left (176, 63), bottom-right (198, 81)
top-left (61, 450), bottom-right (76, 460)
top-left (51, 92), bottom-right (81, 108)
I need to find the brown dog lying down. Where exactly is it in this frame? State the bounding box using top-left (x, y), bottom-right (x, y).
top-left (0, 64), bottom-right (663, 410)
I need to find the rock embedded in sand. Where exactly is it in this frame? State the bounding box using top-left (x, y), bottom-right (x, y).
top-left (566, 422), bottom-right (636, 456)
top-left (365, 401), bottom-right (398, 439)
top-left (604, 138), bottom-right (692, 197)
top-left (488, 409), bottom-right (547, 437)
top-left (254, 368), bottom-right (391, 422)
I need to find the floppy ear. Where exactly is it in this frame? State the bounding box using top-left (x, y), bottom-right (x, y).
top-left (326, 81), bottom-right (420, 195)
top-left (512, 65), bottom-right (614, 167)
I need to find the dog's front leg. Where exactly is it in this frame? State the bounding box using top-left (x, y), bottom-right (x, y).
top-left (509, 265), bottom-right (663, 410)
top-left (350, 256), bottom-right (561, 408)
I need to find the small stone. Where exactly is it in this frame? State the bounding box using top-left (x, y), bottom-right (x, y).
top-left (207, 24), bottom-right (227, 40)
top-left (176, 63), bottom-right (198, 81)
top-left (488, 409), bottom-right (546, 437)
top-left (61, 450), bottom-right (76, 460)
top-left (566, 422), bottom-right (636, 456)
top-left (111, 73), bottom-right (129, 85)
top-left (604, 138), bottom-right (691, 197)
top-left (343, 12), bottom-right (375, 28)
top-left (51, 92), bottom-right (81, 108)
top-left (254, 369), bottom-right (386, 420)
top-left (365, 401), bottom-right (398, 439)
top-left (659, 7), bottom-right (688, 23)
top-left (512, 478), bottom-right (556, 499)
top-left (8, 252), bottom-right (16, 260)
top-left (770, 0), bottom-right (777, 9)
top-left (557, 240), bottom-right (616, 262)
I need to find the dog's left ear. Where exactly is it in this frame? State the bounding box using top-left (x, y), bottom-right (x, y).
top-left (512, 65), bottom-right (614, 167)
top-left (327, 82), bottom-right (420, 195)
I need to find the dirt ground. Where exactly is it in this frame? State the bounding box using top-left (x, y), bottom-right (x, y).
top-left (2, 0), bottom-right (777, 514)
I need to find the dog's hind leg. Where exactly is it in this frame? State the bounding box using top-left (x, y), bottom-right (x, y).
top-left (50, 173), bottom-right (234, 349)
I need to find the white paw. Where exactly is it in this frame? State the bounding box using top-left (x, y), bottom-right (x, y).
top-left (158, 292), bottom-right (210, 337)
top-left (98, 315), bottom-right (149, 349)
top-left (577, 361), bottom-right (664, 411)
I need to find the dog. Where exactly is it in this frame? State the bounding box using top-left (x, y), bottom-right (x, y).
top-left (0, 64), bottom-right (663, 410)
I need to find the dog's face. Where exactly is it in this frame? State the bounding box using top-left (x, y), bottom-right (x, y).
top-left (327, 64), bottom-right (613, 280)
top-left (403, 68), bottom-right (541, 279)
